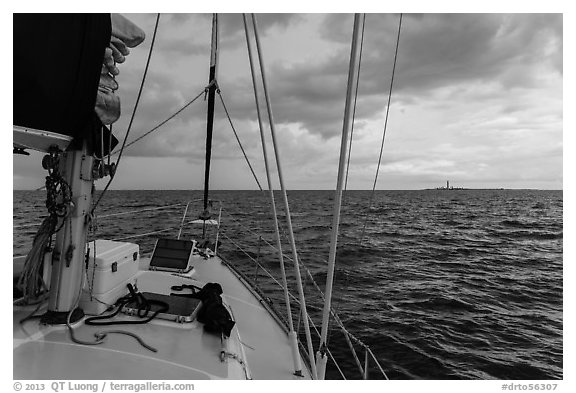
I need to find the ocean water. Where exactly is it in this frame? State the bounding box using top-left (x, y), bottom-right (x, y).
top-left (13, 189), bottom-right (563, 380)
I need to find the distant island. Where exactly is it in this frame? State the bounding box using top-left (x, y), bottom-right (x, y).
top-left (423, 180), bottom-right (507, 191)
top-left (434, 180), bottom-right (467, 190)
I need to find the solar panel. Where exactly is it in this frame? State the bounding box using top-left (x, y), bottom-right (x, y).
top-left (149, 238), bottom-right (195, 273)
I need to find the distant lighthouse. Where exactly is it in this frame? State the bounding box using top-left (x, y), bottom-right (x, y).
top-left (447, 180), bottom-right (450, 190)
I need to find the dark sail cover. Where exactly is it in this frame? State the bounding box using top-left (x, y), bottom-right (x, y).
top-left (13, 14), bottom-right (112, 151)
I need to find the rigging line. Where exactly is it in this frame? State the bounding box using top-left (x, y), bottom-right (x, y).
top-left (329, 12), bottom-right (366, 350)
top-left (343, 13), bottom-right (367, 194)
top-left (14, 222), bottom-right (43, 229)
top-left (243, 13), bottom-right (303, 378)
top-left (91, 13), bottom-right (161, 214)
top-left (220, 229), bottom-right (369, 379)
top-left (301, 304), bottom-right (347, 379)
top-left (110, 88), bottom-right (206, 156)
top-left (367, 347), bottom-right (389, 380)
top-left (108, 124), bottom-right (113, 166)
top-left (360, 13), bottom-right (403, 244)
top-left (217, 91), bottom-right (263, 191)
top-left (111, 220), bottom-right (197, 242)
top-left (221, 238), bottom-right (348, 380)
top-left (251, 12), bottom-right (317, 380)
top-left (226, 201), bottom-right (371, 377)
top-left (97, 202), bottom-right (184, 219)
top-left (219, 232), bottom-right (286, 290)
top-left (221, 212), bottom-right (388, 378)
top-left (317, 13), bottom-right (364, 380)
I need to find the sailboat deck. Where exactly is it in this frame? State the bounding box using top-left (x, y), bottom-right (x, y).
top-left (14, 253), bottom-right (311, 380)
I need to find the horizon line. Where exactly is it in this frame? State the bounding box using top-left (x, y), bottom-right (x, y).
top-left (13, 188), bottom-right (563, 192)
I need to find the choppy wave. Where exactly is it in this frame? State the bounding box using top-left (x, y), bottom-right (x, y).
top-left (13, 189), bottom-right (563, 379)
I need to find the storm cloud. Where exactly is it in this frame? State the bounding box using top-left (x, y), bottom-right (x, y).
top-left (13, 13), bottom-right (563, 190)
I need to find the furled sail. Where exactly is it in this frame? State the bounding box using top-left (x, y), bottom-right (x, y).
top-left (13, 14), bottom-right (144, 155)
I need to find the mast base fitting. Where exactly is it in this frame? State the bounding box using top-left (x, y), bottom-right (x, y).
top-left (40, 308), bottom-right (85, 325)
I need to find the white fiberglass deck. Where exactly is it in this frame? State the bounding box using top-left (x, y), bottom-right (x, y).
top-left (14, 252), bottom-right (312, 380)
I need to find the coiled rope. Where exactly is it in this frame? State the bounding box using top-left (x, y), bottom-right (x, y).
top-left (16, 218), bottom-right (54, 303)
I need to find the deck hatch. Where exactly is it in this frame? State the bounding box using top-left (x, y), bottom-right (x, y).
top-left (122, 292), bottom-right (202, 323)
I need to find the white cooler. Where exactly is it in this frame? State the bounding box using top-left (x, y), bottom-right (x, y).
top-left (80, 239), bottom-right (140, 315)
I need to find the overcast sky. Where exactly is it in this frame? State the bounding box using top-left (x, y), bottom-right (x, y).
top-left (12, 12), bottom-right (563, 190)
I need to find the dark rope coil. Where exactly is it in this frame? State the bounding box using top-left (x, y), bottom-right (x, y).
top-left (43, 150), bottom-right (73, 232)
top-left (17, 149), bottom-right (73, 303)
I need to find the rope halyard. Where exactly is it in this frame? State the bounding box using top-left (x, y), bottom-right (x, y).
top-left (17, 149), bottom-right (73, 305)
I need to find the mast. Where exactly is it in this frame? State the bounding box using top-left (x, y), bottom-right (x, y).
top-left (44, 142), bottom-right (95, 323)
top-left (316, 13), bottom-right (364, 380)
top-left (202, 13), bottom-right (219, 237)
